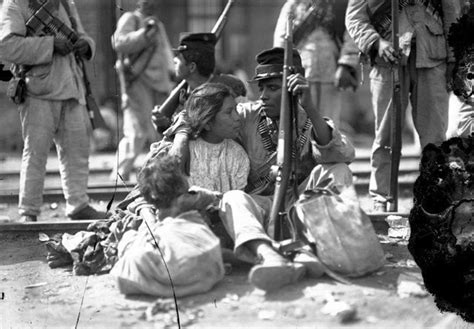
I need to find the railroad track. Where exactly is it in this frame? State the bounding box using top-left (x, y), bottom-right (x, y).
top-left (0, 148), bottom-right (420, 231)
top-left (0, 160), bottom-right (420, 204)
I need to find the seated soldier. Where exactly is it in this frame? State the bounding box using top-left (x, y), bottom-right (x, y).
top-left (171, 47), bottom-right (356, 292)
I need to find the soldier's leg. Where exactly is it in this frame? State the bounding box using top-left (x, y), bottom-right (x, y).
top-left (219, 190), bottom-right (273, 263)
top-left (412, 63), bottom-right (449, 148)
top-left (54, 100), bottom-right (90, 216)
top-left (219, 190), bottom-right (305, 291)
top-left (18, 98), bottom-right (56, 217)
top-left (368, 64), bottom-right (409, 206)
top-left (112, 80), bottom-right (156, 180)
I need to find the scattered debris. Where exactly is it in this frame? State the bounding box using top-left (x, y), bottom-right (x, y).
top-left (0, 215), bottom-right (10, 223)
top-left (405, 259), bottom-right (417, 268)
top-left (366, 315), bottom-right (379, 323)
top-left (25, 282), bottom-right (47, 289)
top-left (258, 309), bottom-right (277, 320)
top-left (397, 273), bottom-right (428, 298)
top-left (386, 215), bottom-right (411, 240)
top-left (321, 299), bottom-right (357, 324)
top-left (38, 233), bottom-right (50, 242)
top-left (143, 299), bottom-right (203, 328)
top-left (362, 289), bottom-right (374, 296)
top-left (222, 293), bottom-right (239, 303)
top-left (284, 305), bottom-right (306, 319)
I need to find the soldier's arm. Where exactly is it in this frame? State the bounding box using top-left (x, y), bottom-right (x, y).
top-left (0, 0), bottom-right (53, 65)
top-left (345, 0), bottom-right (380, 55)
top-left (112, 12), bottom-right (150, 55)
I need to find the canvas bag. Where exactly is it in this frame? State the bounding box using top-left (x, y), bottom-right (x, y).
top-left (291, 185), bottom-right (385, 277)
top-left (110, 210), bottom-right (225, 297)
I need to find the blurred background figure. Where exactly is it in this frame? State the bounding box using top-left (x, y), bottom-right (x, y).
top-left (111, 0), bottom-right (174, 182)
top-left (273, 0), bottom-right (359, 128)
top-left (90, 97), bottom-right (122, 153)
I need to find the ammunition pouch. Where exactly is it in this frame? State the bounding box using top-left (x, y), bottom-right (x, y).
top-left (7, 76), bottom-right (27, 105)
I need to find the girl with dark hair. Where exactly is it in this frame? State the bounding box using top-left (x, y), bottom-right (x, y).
top-left (184, 82), bottom-right (249, 192)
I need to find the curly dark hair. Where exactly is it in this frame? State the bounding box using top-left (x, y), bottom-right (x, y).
top-left (184, 82), bottom-right (233, 138)
top-left (137, 154), bottom-right (188, 209)
top-left (182, 48), bottom-right (215, 77)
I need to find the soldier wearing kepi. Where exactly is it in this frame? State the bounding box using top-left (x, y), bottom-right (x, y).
top-left (164, 47), bottom-right (355, 291)
top-left (346, 0), bottom-right (461, 211)
top-left (152, 32), bottom-right (247, 136)
top-left (111, 0), bottom-right (175, 182)
top-left (0, 0), bottom-right (104, 222)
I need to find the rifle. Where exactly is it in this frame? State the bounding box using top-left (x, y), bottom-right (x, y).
top-left (151, 0), bottom-right (235, 133)
top-left (387, 0), bottom-right (402, 212)
top-left (268, 12), bottom-right (303, 251)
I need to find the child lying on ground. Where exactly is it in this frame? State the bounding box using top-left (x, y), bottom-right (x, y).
top-left (111, 154), bottom-right (225, 297)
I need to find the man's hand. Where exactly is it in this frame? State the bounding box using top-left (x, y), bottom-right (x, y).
top-left (73, 38), bottom-right (91, 59)
top-left (334, 65), bottom-right (358, 91)
top-left (376, 38), bottom-right (399, 64)
top-left (53, 38), bottom-right (73, 56)
top-left (446, 62), bottom-right (456, 92)
top-left (144, 19), bottom-right (159, 44)
top-left (287, 73), bottom-right (312, 109)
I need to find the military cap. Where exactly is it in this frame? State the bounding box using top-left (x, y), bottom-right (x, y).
top-left (173, 32), bottom-right (217, 54)
top-left (250, 47), bottom-right (304, 82)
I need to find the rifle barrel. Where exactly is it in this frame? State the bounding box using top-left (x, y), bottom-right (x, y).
top-left (153, 0), bottom-right (235, 131)
top-left (388, 0), bottom-right (402, 212)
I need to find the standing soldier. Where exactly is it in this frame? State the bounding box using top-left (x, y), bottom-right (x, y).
top-left (346, 0), bottom-right (460, 211)
top-left (0, 0), bottom-right (104, 221)
top-left (111, 0), bottom-right (175, 182)
top-left (274, 0), bottom-right (359, 127)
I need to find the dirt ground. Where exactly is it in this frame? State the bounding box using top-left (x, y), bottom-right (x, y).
top-left (1, 229), bottom-right (473, 329)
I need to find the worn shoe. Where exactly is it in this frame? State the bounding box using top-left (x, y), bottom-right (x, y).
top-left (293, 249), bottom-right (325, 278)
top-left (19, 215), bottom-right (37, 222)
top-left (373, 201), bottom-right (387, 213)
top-left (69, 205), bottom-right (106, 220)
top-left (249, 261), bottom-right (305, 292)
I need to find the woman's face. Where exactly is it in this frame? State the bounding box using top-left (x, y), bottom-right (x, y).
top-left (203, 96), bottom-right (241, 143)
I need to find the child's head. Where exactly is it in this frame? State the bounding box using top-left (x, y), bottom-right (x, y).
top-left (138, 154), bottom-right (189, 210)
top-left (185, 83), bottom-right (241, 142)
